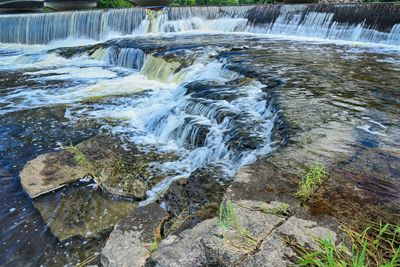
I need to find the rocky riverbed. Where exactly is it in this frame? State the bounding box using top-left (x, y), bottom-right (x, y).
top-left (0, 15), bottom-right (399, 266)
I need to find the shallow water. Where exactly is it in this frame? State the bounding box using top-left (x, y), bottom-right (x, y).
top-left (0, 29), bottom-right (399, 266)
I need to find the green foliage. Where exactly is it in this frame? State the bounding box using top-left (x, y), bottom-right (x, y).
top-left (362, 0), bottom-right (400, 2)
top-left (260, 203), bottom-right (291, 217)
top-left (97, 0), bottom-right (132, 9)
top-left (42, 7), bottom-right (53, 12)
top-left (172, 0), bottom-right (276, 6)
top-left (219, 199), bottom-right (242, 233)
top-left (295, 164), bottom-right (326, 200)
top-left (291, 222), bottom-right (400, 267)
top-left (95, 0), bottom-right (278, 8)
top-left (150, 239), bottom-right (159, 253)
top-left (65, 144), bottom-right (98, 178)
top-left (218, 199), bottom-right (259, 251)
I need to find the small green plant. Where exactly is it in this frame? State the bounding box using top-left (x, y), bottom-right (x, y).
top-left (295, 164), bottom-right (326, 200)
top-left (150, 239), bottom-right (159, 253)
top-left (64, 144), bottom-right (98, 178)
top-left (42, 7), bottom-right (54, 13)
top-left (110, 157), bottom-right (127, 177)
top-left (260, 203), bottom-right (291, 217)
top-left (219, 200), bottom-right (243, 234)
top-left (218, 200), bottom-right (259, 251)
top-left (291, 222), bottom-right (400, 267)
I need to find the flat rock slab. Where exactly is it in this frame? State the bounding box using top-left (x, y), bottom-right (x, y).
top-left (148, 200), bottom-right (286, 267)
top-left (148, 197), bottom-right (337, 267)
top-left (101, 203), bottom-right (169, 267)
top-left (20, 151), bottom-right (87, 198)
top-left (20, 135), bottom-right (176, 199)
top-left (240, 217), bottom-right (337, 267)
top-left (33, 182), bottom-right (137, 241)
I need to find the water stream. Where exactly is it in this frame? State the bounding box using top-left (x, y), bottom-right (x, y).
top-left (0, 5), bottom-right (400, 266)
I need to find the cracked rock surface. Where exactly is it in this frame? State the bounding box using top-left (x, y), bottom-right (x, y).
top-left (147, 200), bottom-right (335, 267)
top-left (101, 203), bottom-right (169, 267)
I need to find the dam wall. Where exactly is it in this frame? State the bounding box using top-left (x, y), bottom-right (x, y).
top-left (0, 3), bottom-right (399, 45)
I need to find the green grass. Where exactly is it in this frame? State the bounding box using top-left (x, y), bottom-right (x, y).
top-left (218, 200), bottom-right (259, 251)
top-left (260, 203), bottom-right (291, 217)
top-left (150, 239), bottom-right (159, 253)
top-left (290, 222), bottom-right (400, 267)
top-left (64, 144), bottom-right (98, 178)
top-left (219, 199), bottom-right (244, 234)
top-left (295, 164), bottom-right (326, 200)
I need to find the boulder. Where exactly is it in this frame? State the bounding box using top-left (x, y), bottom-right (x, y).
top-left (101, 203), bottom-right (169, 267)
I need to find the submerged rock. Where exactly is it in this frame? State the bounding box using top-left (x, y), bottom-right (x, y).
top-left (101, 203), bottom-right (169, 267)
top-left (33, 182), bottom-right (137, 241)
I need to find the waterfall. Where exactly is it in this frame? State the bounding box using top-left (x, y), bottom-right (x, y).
top-left (0, 8), bottom-right (146, 44)
top-left (101, 47), bottom-right (145, 70)
top-left (140, 55), bottom-right (181, 83)
top-left (246, 4), bottom-right (400, 45)
top-left (0, 4), bottom-right (399, 46)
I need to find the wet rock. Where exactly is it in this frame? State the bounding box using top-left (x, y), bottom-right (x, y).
top-left (307, 147), bottom-right (400, 224)
top-left (76, 136), bottom-right (175, 200)
top-left (33, 181), bottom-right (137, 241)
top-left (20, 151), bottom-right (87, 198)
top-left (101, 203), bottom-right (169, 267)
top-left (21, 135), bottom-right (176, 199)
top-left (162, 167), bottom-right (227, 235)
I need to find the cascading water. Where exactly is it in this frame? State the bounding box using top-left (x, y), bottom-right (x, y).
top-left (3, 41), bottom-right (278, 203)
top-left (0, 4), bottom-right (399, 45)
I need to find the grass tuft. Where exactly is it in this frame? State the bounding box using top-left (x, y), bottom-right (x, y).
top-left (260, 203), bottom-right (291, 217)
top-left (64, 144), bottom-right (98, 179)
top-left (290, 222), bottom-right (400, 267)
top-left (219, 199), bottom-right (241, 232)
top-left (218, 200), bottom-right (259, 251)
top-left (150, 239), bottom-right (159, 253)
top-left (295, 164), bottom-right (326, 200)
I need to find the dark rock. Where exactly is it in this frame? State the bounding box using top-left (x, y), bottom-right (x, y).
top-left (161, 167), bottom-right (227, 235)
